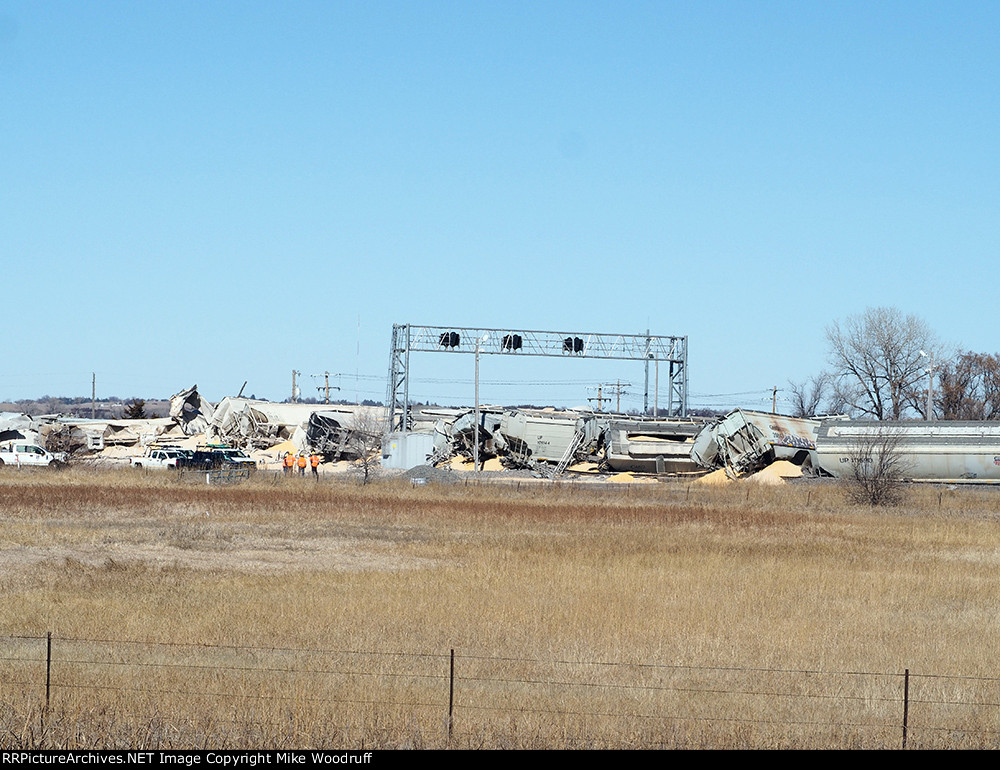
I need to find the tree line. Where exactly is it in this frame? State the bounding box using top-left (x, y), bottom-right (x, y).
top-left (789, 306), bottom-right (1000, 421)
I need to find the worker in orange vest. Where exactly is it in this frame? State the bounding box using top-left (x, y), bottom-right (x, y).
top-left (282, 452), bottom-right (294, 475)
top-left (310, 452), bottom-right (320, 479)
top-left (297, 452), bottom-right (307, 476)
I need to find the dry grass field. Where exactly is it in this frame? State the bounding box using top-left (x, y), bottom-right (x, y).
top-left (2, 467), bottom-right (1000, 749)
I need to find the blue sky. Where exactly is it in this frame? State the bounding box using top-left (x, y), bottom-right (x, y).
top-left (1, 1), bottom-right (998, 413)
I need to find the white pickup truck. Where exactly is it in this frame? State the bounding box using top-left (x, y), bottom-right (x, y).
top-left (130, 446), bottom-right (191, 470)
top-left (0, 441), bottom-right (68, 468)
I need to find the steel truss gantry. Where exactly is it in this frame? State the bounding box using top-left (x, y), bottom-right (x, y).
top-left (387, 324), bottom-right (689, 431)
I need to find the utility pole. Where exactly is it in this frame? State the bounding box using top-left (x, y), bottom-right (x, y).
top-left (588, 384), bottom-right (610, 412)
top-left (91, 373), bottom-right (96, 419)
top-left (614, 380), bottom-right (629, 413)
top-left (772, 386), bottom-right (778, 414)
top-left (312, 372), bottom-right (341, 404)
top-left (598, 381), bottom-right (631, 414)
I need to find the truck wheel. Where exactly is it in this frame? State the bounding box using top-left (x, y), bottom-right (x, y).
top-left (0, 458), bottom-right (5, 466)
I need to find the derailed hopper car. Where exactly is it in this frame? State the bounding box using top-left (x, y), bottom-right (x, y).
top-left (604, 419), bottom-right (704, 474)
top-left (813, 420), bottom-right (1000, 482)
top-left (495, 410), bottom-right (603, 468)
top-left (691, 409), bottom-right (819, 477)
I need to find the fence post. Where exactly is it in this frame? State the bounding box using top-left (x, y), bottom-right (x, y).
top-left (45, 632), bottom-right (52, 711)
top-left (448, 649), bottom-right (455, 743)
top-left (902, 668), bottom-right (909, 749)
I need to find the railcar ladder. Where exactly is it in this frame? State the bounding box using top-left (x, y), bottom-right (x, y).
top-left (549, 428), bottom-right (586, 479)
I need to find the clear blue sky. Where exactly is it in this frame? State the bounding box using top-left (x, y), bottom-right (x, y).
top-left (2, 1), bottom-right (998, 413)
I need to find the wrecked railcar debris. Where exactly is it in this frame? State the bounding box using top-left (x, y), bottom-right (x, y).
top-left (14, 382), bottom-right (388, 471)
top-left (813, 419), bottom-right (1000, 482)
top-left (380, 408), bottom-right (502, 471)
top-left (447, 409), bottom-right (503, 459)
top-left (0, 412), bottom-right (43, 444)
top-left (209, 397), bottom-right (286, 449)
top-left (45, 417), bottom-right (178, 455)
top-left (690, 409), bottom-right (820, 477)
top-left (307, 405), bottom-right (388, 461)
top-left (306, 411), bottom-right (354, 459)
top-left (208, 399), bottom-right (362, 453)
top-left (170, 385), bottom-right (215, 435)
top-left (97, 418), bottom-right (175, 447)
top-left (201, 396), bottom-right (386, 460)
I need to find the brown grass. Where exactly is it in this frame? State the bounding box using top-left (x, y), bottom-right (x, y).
top-left (1, 468), bottom-right (1000, 748)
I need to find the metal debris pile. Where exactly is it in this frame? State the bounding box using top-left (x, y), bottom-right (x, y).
top-left (385, 406), bottom-right (710, 479)
top-left (21, 384), bottom-right (1000, 484)
top-left (15, 385), bottom-right (385, 473)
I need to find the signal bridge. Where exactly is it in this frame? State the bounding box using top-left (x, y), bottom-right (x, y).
top-left (387, 324), bottom-right (688, 431)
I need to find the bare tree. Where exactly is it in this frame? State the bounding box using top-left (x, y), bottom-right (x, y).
top-left (844, 426), bottom-right (909, 506)
top-left (347, 409), bottom-right (386, 484)
top-left (937, 351), bottom-right (1000, 420)
top-left (826, 307), bottom-right (940, 420)
top-left (787, 372), bottom-right (831, 417)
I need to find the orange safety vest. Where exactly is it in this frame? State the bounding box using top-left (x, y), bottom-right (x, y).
top-left (310, 454), bottom-right (320, 468)
top-left (283, 454), bottom-right (294, 468)
top-left (298, 455), bottom-right (307, 468)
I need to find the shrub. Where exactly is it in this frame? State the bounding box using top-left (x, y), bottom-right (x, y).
top-left (844, 427), bottom-right (909, 506)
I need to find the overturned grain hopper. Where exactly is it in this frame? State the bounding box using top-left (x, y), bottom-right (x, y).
top-left (603, 418), bottom-right (704, 474)
top-left (306, 412), bottom-right (352, 458)
top-left (691, 409), bottom-right (819, 477)
top-left (813, 419), bottom-right (1000, 482)
top-left (495, 409), bottom-right (604, 470)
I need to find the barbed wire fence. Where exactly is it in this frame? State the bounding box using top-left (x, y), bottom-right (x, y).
top-left (2, 633), bottom-right (999, 749)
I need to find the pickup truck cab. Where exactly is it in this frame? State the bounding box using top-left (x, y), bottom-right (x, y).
top-left (0, 441), bottom-right (67, 468)
top-left (130, 446), bottom-right (192, 470)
